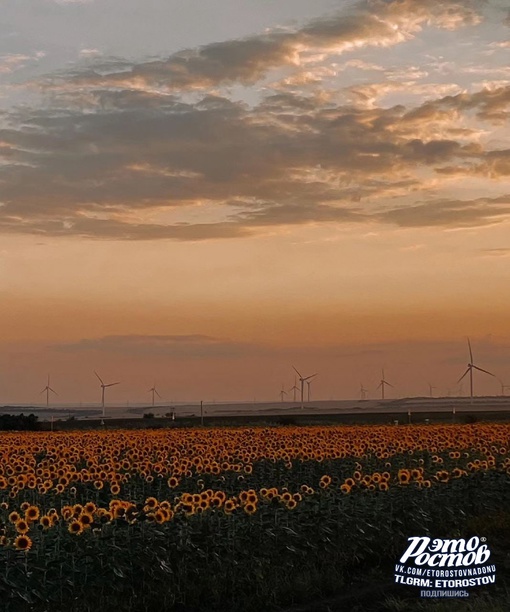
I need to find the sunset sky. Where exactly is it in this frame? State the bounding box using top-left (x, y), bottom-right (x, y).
top-left (1, 0), bottom-right (509, 405)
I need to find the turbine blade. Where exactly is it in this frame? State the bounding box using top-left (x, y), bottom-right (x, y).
top-left (467, 337), bottom-right (473, 363)
top-left (472, 365), bottom-right (495, 377)
top-left (49, 387), bottom-right (58, 395)
top-left (94, 371), bottom-right (104, 385)
top-left (155, 390), bottom-right (162, 398)
top-left (304, 373), bottom-right (317, 381)
top-left (292, 366), bottom-right (302, 379)
top-left (40, 388), bottom-right (46, 394)
top-left (457, 368), bottom-right (470, 383)
top-left (105, 382), bottom-right (120, 387)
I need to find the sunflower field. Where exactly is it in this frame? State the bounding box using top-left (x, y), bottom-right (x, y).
top-left (0, 423), bottom-right (509, 611)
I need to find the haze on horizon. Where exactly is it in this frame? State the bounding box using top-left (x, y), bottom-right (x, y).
top-left (1, 0), bottom-right (509, 405)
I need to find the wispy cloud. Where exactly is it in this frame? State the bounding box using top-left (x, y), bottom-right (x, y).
top-left (378, 195), bottom-right (510, 228)
top-left (479, 247), bottom-right (510, 258)
top-left (51, 334), bottom-right (269, 358)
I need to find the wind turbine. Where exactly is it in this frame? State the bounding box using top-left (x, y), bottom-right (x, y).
top-left (306, 379), bottom-right (314, 402)
top-left (428, 383), bottom-right (436, 398)
top-left (292, 366), bottom-right (317, 409)
top-left (497, 378), bottom-right (510, 396)
top-left (457, 338), bottom-right (494, 403)
top-left (289, 377), bottom-right (300, 402)
top-left (360, 383), bottom-right (368, 400)
top-left (40, 375), bottom-right (58, 408)
top-left (279, 384), bottom-right (287, 402)
top-left (94, 371), bottom-right (120, 418)
top-left (148, 382), bottom-right (162, 407)
top-left (377, 369), bottom-right (393, 400)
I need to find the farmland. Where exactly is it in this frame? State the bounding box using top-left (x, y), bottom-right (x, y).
top-left (0, 423), bottom-right (509, 611)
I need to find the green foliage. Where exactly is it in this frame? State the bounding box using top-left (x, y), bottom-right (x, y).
top-left (0, 414), bottom-right (40, 431)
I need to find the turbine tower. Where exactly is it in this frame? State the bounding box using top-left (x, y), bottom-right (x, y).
top-left (377, 369), bottom-right (393, 400)
top-left (457, 338), bottom-right (494, 403)
top-left (279, 384), bottom-right (287, 402)
top-left (40, 375), bottom-right (58, 408)
top-left (428, 383), bottom-right (436, 398)
top-left (360, 383), bottom-right (368, 400)
top-left (497, 378), bottom-right (510, 396)
top-left (289, 377), bottom-right (300, 402)
top-left (148, 383), bottom-right (162, 407)
top-left (292, 366), bottom-right (317, 409)
top-left (306, 379), bottom-right (314, 402)
top-left (94, 371), bottom-right (120, 418)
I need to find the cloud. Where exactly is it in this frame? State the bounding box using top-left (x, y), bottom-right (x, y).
top-left (0, 52), bottom-right (44, 74)
top-left (41, 0), bottom-right (482, 92)
top-left (0, 83), bottom-right (500, 239)
top-left (425, 85), bottom-right (510, 123)
top-left (0, 0), bottom-right (505, 241)
top-left (378, 195), bottom-right (510, 228)
top-left (51, 334), bottom-right (268, 358)
top-left (480, 248), bottom-right (510, 258)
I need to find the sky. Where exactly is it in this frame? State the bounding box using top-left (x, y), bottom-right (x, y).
top-left (1, 0), bottom-right (510, 405)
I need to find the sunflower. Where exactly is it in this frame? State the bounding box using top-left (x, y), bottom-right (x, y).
top-left (78, 512), bottom-right (94, 528)
top-left (112, 506), bottom-right (126, 519)
top-left (84, 502), bottom-right (96, 515)
top-left (15, 519), bottom-right (29, 534)
top-left (224, 500), bottom-right (236, 514)
top-left (286, 499), bottom-right (297, 510)
top-left (340, 484), bottom-right (352, 494)
top-left (398, 470), bottom-right (411, 485)
top-left (39, 515), bottom-right (52, 530)
top-left (101, 511), bottom-right (113, 523)
top-left (243, 502), bottom-right (257, 515)
top-left (25, 505), bottom-right (40, 522)
top-left (145, 497), bottom-right (158, 510)
top-left (110, 484), bottom-right (120, 495)
top-left (8, 511), bottom-right (20, 524)
top-left (14, 535), bottom-right (32, 551)
top-left (68, 520), bottom-right (84, 535)
top-left (61, 507), bottom-right (73, 521)
top-left (167, 477), bottom-right (179, 488)
top-left (154, 511), bottom-right (166, 524)
top-left (319, 475), bottom-right (332, 488)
